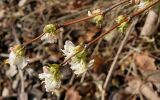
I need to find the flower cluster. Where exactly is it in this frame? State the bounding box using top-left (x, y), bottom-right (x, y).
top-left (115, 15), bottom-right (128, 33)
top-left (41, 24), bottom-right (59, 43)
top-left (6, 0), bottom-right (156, 94)
top-left (39, 64), bottom-right (61, 92)
top-left (38, 41), bottom-right (94, 92)
top-left (9, 45), bottom-right (28, 69)
top-left (88, 9), bottom-right (103, 26)
top-left (62, 40), bottom-right (94, 75)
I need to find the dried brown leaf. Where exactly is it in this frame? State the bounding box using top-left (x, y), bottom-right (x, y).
top-left (125, 78), bottom-right (160, 100)
top-left (92, 54), bottom-right (104, 74)
top-left (134, 52), bottom-right (156, 71)
top-left (79, 26), bottom-right (99, 43)
top-left (66, 87), bottom-right (81, 100)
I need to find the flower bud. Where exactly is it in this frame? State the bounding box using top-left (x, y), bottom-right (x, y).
top-left (116, 15), bottom-right (128, 33)
top-left (41, 24), bottom-right (59, 43)
top-left (8, 45), bottom-right (27, 69)
top-left (88, 9), bottom-right (103, 26)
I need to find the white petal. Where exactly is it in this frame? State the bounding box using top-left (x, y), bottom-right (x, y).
top-left (65, 40), bottom-right (75, 49)
top-left (88, 11), bottom-right (92, 16)
top-left (8, 51), bottom-right (16, 66)
top-left (74, 67), bottom-right (86, 75)
top-left (8, 52), bottom-right (27, 69)
top-left (17, 57), bottom-right (28, 69)
top-left (39, 73), bottom-right (51, 79)
top-left (64, 41), bottom-right (75, 52)
top-left (41, 34), bottom-right (48, 40)
top-left (62, 40), bottom-right (76, 58)
top-left (41, 33), bottom-right (58, 43)
top-left (45, 78), bottom-right (61, 92)
top-left (70, 59), bottom-right (88, 75)
top-left (70, 63), bottom-right (81, 70)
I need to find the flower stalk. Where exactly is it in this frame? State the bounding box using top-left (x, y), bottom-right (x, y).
top-left (22, 0), bottom-right (130, 46)
top-left (61, 0), bottom-right (160, 66)
top-left (58, 0), bottom-right (130, 27)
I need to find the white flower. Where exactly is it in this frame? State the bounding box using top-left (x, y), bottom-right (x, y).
top-left (39, 72), bottom-right (61, 92)
top-left (88, 9), bottom-right (101, 17)
top-left (62, 40), bottom-right (81, 60)
top-left (70, 50), bottom-right (94, 75)
top-left (88, 9), bottom-right (103, 26)
top-left (41, 33), bottom-right (58, 43)
top-left (62, 40), bottom-right (94, 75)
top-left (41, 24), bottom-right (59, 43)
top-left (70, 59), bottom-right (94, 75)
top-left (8, 45), bottom-right (28, 69)
top-left (39, 65), bottom-right (61, 92)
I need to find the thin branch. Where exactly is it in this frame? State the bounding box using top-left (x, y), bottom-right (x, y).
top-left (60, 0), bottom-right (160, 66)
top-left (59, 0), bottom-right (129, 27)
top-left (17, 65), bottom-right (25, 97)
top-left (80, 72), bottom-right (86, 83)
top-left (23, 32), bottom-right (45, 46)
top-left (86, 0), bottom-right (160, 48)
top-left (101, 18), bottom-right (138, 100)
top-left (22, 0), bottom-right (129, 47)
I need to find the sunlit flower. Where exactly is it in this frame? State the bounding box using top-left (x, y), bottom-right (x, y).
top-left (39, 64), bottom-right (61, 92)
top-left (88, 9), bottom-right (103, 26)
top-left (8, 45), bottom-right (28, 69)
top-left (62, 40), bottom-right (94, 75)
top-left (41, 24), bottom-right (59, 43)
top-left (61, 40), bottom-right (82, 60)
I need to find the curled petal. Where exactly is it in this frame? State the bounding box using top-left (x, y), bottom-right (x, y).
top-left (45, 79), bottom-right (61, 92)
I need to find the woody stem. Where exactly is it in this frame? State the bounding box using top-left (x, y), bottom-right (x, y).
top-left (58, 0), bottom-right (129, 27)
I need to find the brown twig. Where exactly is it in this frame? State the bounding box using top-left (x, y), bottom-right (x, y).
top-left (17, 66), bottom-right (25, 99)
top-left (101, 1), bottom-right (160, 99)
top-left (101, 18), bottom-right (138, 100)
top-left (58, 0), bottom-right (129, 27)
top-left (22, 0), bottom-right (129, 47)
top-left (86, 0), bottom-right (160, 48)
top-left (23, 32), bottom-right (45, 46)
top-left (60, 0), bottom-right (160, 66)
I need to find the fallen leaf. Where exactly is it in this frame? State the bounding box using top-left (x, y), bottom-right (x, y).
top-left (111, 90), bottom-right (131, 100)
top-left (79, 26), bottom-right (99, 42)
top-left (66, 87), bottom-right (81, 100)
top-left (147, 70), bottom-right (160, 92)
top-left (125, 78), bottom-right (160, 100)
top-left (133, 52), bottom-right (156, 71)
top-left (92, 54), bottom-right (104, 74)
top-left (125, 78), bottom-right (142, 94)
